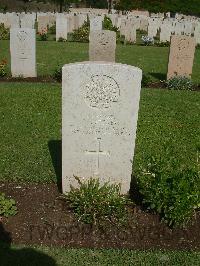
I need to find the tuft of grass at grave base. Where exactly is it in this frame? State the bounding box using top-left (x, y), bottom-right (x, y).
top-left (0, 82), bottom-right (200, 184)
top-left (0, 244), bottom-right (200, 266)
top-left (0, 40), bottom-right (200, 83)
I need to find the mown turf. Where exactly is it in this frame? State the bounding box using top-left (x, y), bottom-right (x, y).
top-left (1, 244), bottom-right (200, 266)
top-left (134, 88), bottom-right (200, 172)
top-left (0, 83), bottom-right (199, 183)
top-left (0, 82), bottom-right (61, 183)
top-left (0, 40), bottom-right (200, 83)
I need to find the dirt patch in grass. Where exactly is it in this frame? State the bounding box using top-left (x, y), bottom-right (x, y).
top-left (0, 182), bottom-right (199, 250)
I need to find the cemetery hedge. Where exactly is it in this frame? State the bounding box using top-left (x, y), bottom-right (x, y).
top-left (116, 0), bottom-right (200, 17)
top-left (3, 0), bottom-right (200, 16)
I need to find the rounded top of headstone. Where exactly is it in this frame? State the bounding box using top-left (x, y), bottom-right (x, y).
top-left (62, 61), bottom-right (142, 75)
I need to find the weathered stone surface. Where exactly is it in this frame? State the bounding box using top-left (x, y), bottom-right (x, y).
top-left (56, 15), bottom-right (68, 41)
top-left (173, 21), bottom-right (184, 35)
top-left (78, 14), bottom-right (87, 28)
top-left (183, 21), bottom-right (193, 36)
top-left (160, 20), bottom-right (172, 42)
top-left (62, 62), bottom-right (142, 194)
top-left (167, 36), bottom-right (196, 79)
top-left (108, 14), bottom-right (118, 28)
top-left (125, 24), bottom-right (136, 43)
top-left (10, 28), bottom-right (36, 77)
top-left (194, 22), bottom-right (200, 44)
top-left (148, 18), bottom-right (161, 38)
top-left (89, 30), bottom-right (116, 62)
top-left (90, 16), bottom-right (102, 31)
top-left (120, 18), bottom-right (127, 36)
top-left (9, 13), bottom-right (20, 28)
top-left (0, 13), bottom-right (20, 28)
top-left (131, 10), bottom-right (149, 17)
top-left (20, 14), bottom-right (35, 29)
top-left (37, 16), bottom-right (48, 34)
top-left (139, 17), bottom-right (148, 31)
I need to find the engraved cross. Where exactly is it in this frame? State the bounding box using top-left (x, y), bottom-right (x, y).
top-left (85, 138), bottom-right (110, 175)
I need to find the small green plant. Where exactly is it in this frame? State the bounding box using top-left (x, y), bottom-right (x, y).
top-left (0, 23), bottom-right (9, 40)
top-left (0, 59), bottom-right (7, 77)
top-left (166, 76), bottom-right (194, 91)
top-left (137, 154), bottom-right (200, 227)
top-left (137, 29), bottom-right (147, 35)
top-left (117, 34), bottom-right (125, 44)
top-left (49, 23), bottom-right (56, 35)
top-left (155, 41), bottom-right (170, 47)
top-left (38, 30), bottom-right (48, 41)
top-left (103, 15), bottom-right (121, 43)
top-left (52, 64), bottom-right (62, 82)
top-left (103, 15), bottom-right (119, 33)
top-left (71, 20), bottom-right (90, 43)
top-left (142, 74), bottom-right (152, 87)
top-left (58, 37), bottom-right (67, 42)
top-left (0, 193), bottom-right (17, 217)
top-left (65, 176), bottom-right (129, 225)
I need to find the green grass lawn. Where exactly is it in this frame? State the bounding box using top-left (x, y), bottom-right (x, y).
top-left (1, 244), bottom-right (200, 266)
top-left (0, 41), bottom-right (200, 262)
top-left (0, 83), bottom-right (199, 184)
top-left (0, 82), bottom-right (60, 183)
top-left (0, 40), bottom-right (200, 83)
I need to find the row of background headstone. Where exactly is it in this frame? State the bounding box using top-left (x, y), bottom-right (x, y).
top-left (0, 11), bottom-right (200, 44)
top-left (9, 26), bottom-right (196, 84)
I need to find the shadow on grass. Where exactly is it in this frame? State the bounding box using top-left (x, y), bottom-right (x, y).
top-left (148, 72), bottom-right (166, 81)
top-left (0, 222), bottom-right (57, 266)
top-left (48, 140), bottom-right (62, 193)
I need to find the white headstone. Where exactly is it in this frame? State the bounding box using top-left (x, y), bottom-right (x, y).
top-left (183, 21), bottom-right (193, 36)
top-left (108, 14), bottom-right (118, 27)
top-left (56, 15), bottom-right (68, 41)
top-left (139, 17), bottom-right (148, 31)
top-left (9, 13), bottom-right (20, 29)
top-left (20, 14), bottom-right (35, 29)
top-left (38, 16), bottom-right (48, 34)
top-left (78, 14), bottom-right (87, 28)
top-left (194, 23), bottom-right (200, 44)
top-left (90, 16), bottom-right (103, 31)
top-left (10, 28), bottom-right (36, 77)
top-left (66, 15), bottom-right (74, 33)
top-left (89, 30), bottom-right (116, 62)
top-left (120, 18), bottom-right (127, 36)
top-left (160, 20), bottom-right (172, 42)
top-left (167, 35), bottom-right (196, 79)
top-left (117, 17), bottom-right (122, 29)
top-left (148, 18), bottom-right (161, 38)
top-left (174, 21), bottom-right (184, 35)
top-left (62, 62), bottom-right (142, 194)
top-left (125, 24), bottom-right (136, 43)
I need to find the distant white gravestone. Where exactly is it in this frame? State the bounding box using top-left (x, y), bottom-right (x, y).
top-left (62, 62), bottom-right (142, 194)
top-left (167, 35), bottom-right (195, 79)
top-left (56, 15), bottom-right (68, 41)
top-left (89, 30), bottom-right (116, 62)
top-left (10, 28), bottom-right (36, 77)
top-left (90, 16), bottom-right (103, 31)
